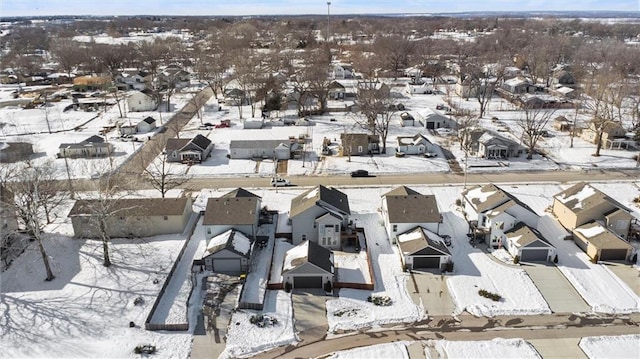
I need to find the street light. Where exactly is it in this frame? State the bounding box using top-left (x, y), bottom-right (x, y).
top-left (327, 1), bottom-right (331, 42)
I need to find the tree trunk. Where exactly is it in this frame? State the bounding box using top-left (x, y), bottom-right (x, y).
top-left (36, 235), bottom-right (55, 281)
top-left (100, 220), bottom-right (111, 267)
top-left (594, 131), bottom-right (603, 156)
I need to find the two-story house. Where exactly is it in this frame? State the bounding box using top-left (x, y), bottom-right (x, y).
top-left (381, 186), bottom-right (442, 243)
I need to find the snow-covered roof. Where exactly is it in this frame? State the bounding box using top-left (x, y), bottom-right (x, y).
top-left (282, 240), bottom-right (333, 274)
top-left (204, 229), bottom-right (252, 257)
top-left (573, 222), bottom-right (633, 250)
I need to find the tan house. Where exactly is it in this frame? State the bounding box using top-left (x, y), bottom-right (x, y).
top-left (552, 182), bottom-right (633, 239)
top-left (573, 222), bottom-right (633, 261)
top-left (580, 122), bottom-right (626, 147)
top-left (340, 133), bottom-right (380, 156)
top-left (202, 188), bottom-right (261, 240)
top-left (68, 197), bottom-right (193, 238)
top-left (72, 75), bottom-right (111, 92)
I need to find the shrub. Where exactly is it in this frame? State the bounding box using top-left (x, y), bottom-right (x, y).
top-left (367, 295), bottom-right (392, 306)
top-left (443, 262), bottom-right (454, 272)
top-left (284, 282), bottom-right (292, 293)
top-left (455, 198), bottom-right (462, 206)
top-left (324, 281), bottom-right (333, 293)
top-left (478, 289), bottom-right (502, 302)
top-left (250, 314), bottom-right (279, 328)
top-left (513, 255), bottom-right (520, 264)
top-left (133, 296), bottom-right (144, 306)
top-left (134, 344), bottom-right (156, 355)
top-left (553, 255), bottom-right (559, 264)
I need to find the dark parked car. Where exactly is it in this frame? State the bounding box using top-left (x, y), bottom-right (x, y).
top-left (350, 169), bottom-right (369, 177)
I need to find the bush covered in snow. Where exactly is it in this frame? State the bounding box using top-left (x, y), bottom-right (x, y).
top-left (367, 295), bottom-right (393, 306)
top-left (134, 344), bottom-right (156, 355)
top-left (249, 314), bottom-right (279, 328)
top-left (478, 289), bottom-right (502, 302)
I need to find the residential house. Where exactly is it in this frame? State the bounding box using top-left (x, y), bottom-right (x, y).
top-left (58, 135), bottom-right (114, 158)
top-left (328, 80), bottom-right (357, 101)
top-left (332, 63), bottom-right (354, 79)
top-left (0, 142), bottom-right (33, 162)
top-left (476, 131), bottom-right (524, 159)
top-left (115, 70), bottom-right (151, 91)
top-left (72, 75), bottom-right (111, 92)
top-left (503, 223), bottom-right (556, 262)
top-left (229, 139), bottom-right (296, 160)
top-left (552, 182), bottom-right (633, 239)
top-left (281, 240), bottom-right (334, 289)
top-left (417, 108), bottom-right (450, 129)
top-left (289, 185), bottom-right (351, 249)
top-left (0, 185), bottom-right (25, 271)
top-left (553, 116), bottom-right (573, 132)
top-left (551, 70), bottom-right (576, 88)
top-left (501, 77), bottom-right (535, 95)
top-left (405, 80), bottom-right (434, 94)
top-left (201, 229), bottom-right (252, 274)
top-left (396, 227), bottom-right (452, 270)
top-left (156, 65), bottom-right (190, 90)
top-left (580, 122), bottom-right (629, 150)
top-left (127, 90), bottom-right (157, 112)
top-left (202, 188), bottom-right (261, 240)
top-left (399, 112), bottom-right (415, 127)
top-left (165, 134), bottom-right (213, 163)
top-left (67, 197), bottom-right (193, 238)
top-left (396, 134), bottom-right (433, 155)
top-left (573, 221), bottom-right (633, 261)
top-left (462, 183), bottom-right (539, 248)
top-left (381, 186), bottom-right (442, 242)
top-left (340, 133), bottom-right (380, 156)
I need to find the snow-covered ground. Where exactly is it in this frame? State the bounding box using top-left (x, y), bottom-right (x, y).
top-left (329, 341), bottom-right (410, 359)
top-left (334, 250), bottom-right (372, 285)
top-left (434, 338), bottom-right (541, 359)
top-left (579, 334), bottom-right (640, 359)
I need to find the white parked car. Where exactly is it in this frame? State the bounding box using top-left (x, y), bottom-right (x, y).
top-left (270, 178), bottom-right (291, 187)
top-left (435, 128), bottom-right (454, 136)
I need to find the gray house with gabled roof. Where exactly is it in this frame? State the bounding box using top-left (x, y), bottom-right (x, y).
top-left (282, 240), bottom-right (334, 289)
top-left (397, 226), bottom-right (452, 270)
top-left (289, 185), bottom-right (351, 249)
top-left (503, 223), bottom-right (555, 262)
top-left (58, 135), bottom-right (114, 158)
top-left (202, 188), bottom-right (261, 239)
top-left (165, 134), bottom-right (213, 163)
top-left (229, 139), bottom-right (293, 160)
top-left (381, 186), bottom-right (442, 243)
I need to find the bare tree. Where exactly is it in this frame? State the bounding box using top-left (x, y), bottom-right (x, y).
top-left (583, 72), bottom-right (625, 157)
top-left (454, 115), bottom-right (479, 150)
top-left (355, 81), bottom-right (396, 154)
top-left (517, 105), bottom-right (555, 159)
top-left (0, 160), bottom-right (67, 281)
top-left (142, 146), bottom-right (190, 198)
top-left (373, 34), bottom-right (415, 79)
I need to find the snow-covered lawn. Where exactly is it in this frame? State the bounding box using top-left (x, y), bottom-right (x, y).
top-left (325, 213), bottom-right (425, 332)
top-left (334, 250), bottom-right (372, 285)
top-left (0, 232), bottom-right (192, 358)
top-left (434, 338), bottom-right (541, 359)
top-left (240, 223), bottom-right (275, 305)
top-left (221, 290), bottom-right (296, 358)
top-left (579, 334), bottom-right (640, 359)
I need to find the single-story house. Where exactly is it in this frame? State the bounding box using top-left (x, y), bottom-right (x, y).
top-left (552, 182), bottom-right (633, 239)
top-left (340, 133), bottom-right (380, 156)
top-left (580, 122), bottom-right (628, 149)
top-left (381, 186), bottom-right (442, 242)
top-left (405, 81), bottom-right (434, 94)
top-left (477, 131), bottom-right (524, 159)
top-left (332, 63), bottom-right (354, 79)
top-left (399, 112), bottom-right (416, 127)
top-left (165, 134), bottom-right (213, 163)
top-left (202, 229), bottom-right (252, 274)
top-left (397, 227), bottom-right (452, 271)
top-left (202, 188), bottom-right (261, 239)
top-left (127, 90), bottom-right (157, 112)
top-left (396, 134), bottom-right (433, 155)
top-left (72, 75), bottom-right (111, 92)
top-left (67, 197), bottom-right (193, 238)
top-left (503, 223), bottom-right (555, 262)
top-left (290, 185), bottom-right (351, 249)
top-left (282, 240), bottom-right (334, 289)
top-left (573, 222), bottom-right (633, 261)
top-left (58, 135), bottom-right (114, 158)
top-left (229, 139), bottom-right (294, 160)
top-left (501, 77), bottom-right (535, 95)
top-left (0, 142), bottom-right (33, 162)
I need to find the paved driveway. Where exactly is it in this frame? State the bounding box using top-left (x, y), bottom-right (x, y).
top-left (407, 270), bottom-right (455, 316)
top-left (529, 338), bottom-right (587, 359)
top-left (606, 263), bottom-right (640, 296)
top-left (291, 289), bottom-right (329, 343)
top-left (522, 263), bottom-right (590, 313)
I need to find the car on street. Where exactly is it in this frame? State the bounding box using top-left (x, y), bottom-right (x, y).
top-left (270, 177), bottom-right (291, 187)
top-left (435, 128), bottom-right (454, 136)
top-left (350, 169), bottom-right (369, 177)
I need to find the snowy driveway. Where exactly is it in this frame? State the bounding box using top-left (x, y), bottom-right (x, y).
top-left (292, 290), bottom-right (329, 342)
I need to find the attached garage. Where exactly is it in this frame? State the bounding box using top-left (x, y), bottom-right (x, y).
top-left (599, 248), bottom-right (629, 261)
top-left (293, 276), bottom-right (323, 288)
top-left (213, 258), bottom-right (242, 274)
top-left (520, 249), bottom-right (550, 262)
top-left (412, 256), bottom-right (441, 268)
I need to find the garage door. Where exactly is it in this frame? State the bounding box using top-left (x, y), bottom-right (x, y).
top-left (599, 249), bottom-right (628, 261)
top-left (293, 276), bottom-right (323, 288)
top-left (426, 122), bottom-right (435, 129)
top-left (520, 249), bottom-right (549, 262)
top-left (413, 256), bottom-right (440, 268)
top-left (213, 259), bottom-right (241, 274)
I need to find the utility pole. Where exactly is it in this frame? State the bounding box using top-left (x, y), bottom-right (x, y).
top-left (327, 2), bottom-right (331, 42)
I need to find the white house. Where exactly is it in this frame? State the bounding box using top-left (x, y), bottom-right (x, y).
top-left (396, 134), bottom-right (433, 155)
top-left (281, 240), bottom-right (334, 289)
top-left (381, 186), bottom-right (442, 243)
top-left (137, 116), bottom-right (157, 133)
top-left (502, 223), bottom-right (556, 262)
top-left (127, 90), bottom-right (157, 112)
top-left (202, 229), bottom-right (252, 274)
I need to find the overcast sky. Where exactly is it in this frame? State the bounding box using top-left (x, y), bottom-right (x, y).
top-left (1, 0), bottom-right (638, 17)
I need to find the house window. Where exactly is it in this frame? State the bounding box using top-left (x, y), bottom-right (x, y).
top-left (358, 145), bottom-right (363, 153)
top-left (163, 216), bottom-right (168, 220)
top-left (334, 224), bottom-right (339, 232)
top-left (392, 224), bottom-right (397, 232)
top-left (302, 234), bottom-right (306, 241)
top-left (313, 223), bottom-right (316, 228)
top-left (206, 228), bottom-right (211, 235)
